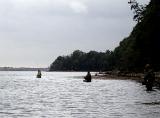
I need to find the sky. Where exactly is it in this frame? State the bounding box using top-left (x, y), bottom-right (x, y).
top-left (0, 0), bottom-right (150, 68)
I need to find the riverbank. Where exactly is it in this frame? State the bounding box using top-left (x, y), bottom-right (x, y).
top-left (92, 72), bottom-right (160, 87)
top-left (93, 73), bottom-right (142, 81)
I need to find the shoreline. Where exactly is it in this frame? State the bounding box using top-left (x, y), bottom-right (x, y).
top-left (93, 71), bottom-right (160, 80)
top-left (92, 74), bottom-right (143, 81)
top-left (92, 73), bottom-right (160, 88)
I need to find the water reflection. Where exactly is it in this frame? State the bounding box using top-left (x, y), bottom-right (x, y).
top-left (0, 71), bottom-right (160, 118)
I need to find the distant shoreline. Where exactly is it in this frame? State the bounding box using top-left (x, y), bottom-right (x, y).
top-left (0, 67), bottom-right (48, 71)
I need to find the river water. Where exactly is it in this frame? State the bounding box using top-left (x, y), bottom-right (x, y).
top-left (0, 71), bottom-right (160, 118)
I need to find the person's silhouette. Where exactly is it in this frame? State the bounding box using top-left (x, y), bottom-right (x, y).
top-left (37, 70), bottom-right (42, 78)
top-left (84, 71), bottom-right (92, 82)
top-left (143, 64), bottom-right (155, 90)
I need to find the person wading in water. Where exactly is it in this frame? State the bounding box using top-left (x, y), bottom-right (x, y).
top-left (37, 70), bottom-right (42, 78)
top-left (84, 71), bottom-right (92, 82)
top-left (143, 64), bottom-right (155, 91)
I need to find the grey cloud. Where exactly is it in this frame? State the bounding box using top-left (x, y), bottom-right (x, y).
top-left (0, 0), bottom-right (150, 67)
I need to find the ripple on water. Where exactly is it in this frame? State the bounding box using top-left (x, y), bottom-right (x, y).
top-left (0, 72), bottom-right (160, 118)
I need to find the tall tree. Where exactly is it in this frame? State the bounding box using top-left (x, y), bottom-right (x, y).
top-left (112, 0), bottom-right (160, 71)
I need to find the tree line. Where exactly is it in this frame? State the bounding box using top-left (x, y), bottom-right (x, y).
top-left (49, 50), bottom-right (114, 71)
top-left (50, 0), bottom-right (160, 72)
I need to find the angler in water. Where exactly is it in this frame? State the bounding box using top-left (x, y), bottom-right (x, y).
top-left (37, 70), bottom-right (42, 78)
top-left (143, 64), bottom-right (155, 91)
top-left (84, 71), bottom-right (92, 82)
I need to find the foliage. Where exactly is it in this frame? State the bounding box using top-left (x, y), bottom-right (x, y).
top-left (49, 0), bottom-right (160, 72)
top-left (112, 0), bottom-right (160, 72)
top-left (49, 50), bottom-right (114, 71)
top-left (128, 0), bottom-right (147, 22)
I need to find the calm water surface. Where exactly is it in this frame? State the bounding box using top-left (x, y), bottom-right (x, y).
top-left (0, 71), bottom-right (160, 118)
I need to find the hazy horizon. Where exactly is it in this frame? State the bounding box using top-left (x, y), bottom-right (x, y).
top-left (0, 0), bottom-right (150, 68)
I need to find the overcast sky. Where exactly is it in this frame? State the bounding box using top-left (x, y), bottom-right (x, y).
top-left (0, 0), bottom-right (150, 67)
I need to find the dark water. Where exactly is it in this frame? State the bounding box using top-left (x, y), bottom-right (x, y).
top-left (0, 71), bottom-right (160, 118)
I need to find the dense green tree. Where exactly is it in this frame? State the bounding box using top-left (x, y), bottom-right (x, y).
top-left (49, 50), bottom-right (113, 71)
top-left (50, 0), bottom-right (160, 72)
top-left (112, 0), bottom-right (160, 72)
